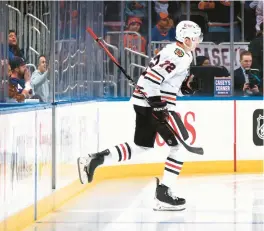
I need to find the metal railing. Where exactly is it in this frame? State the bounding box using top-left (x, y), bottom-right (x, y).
top-left (55, 39), bottom-right (88, 99)
top-left (124, 48), bottom-right (149, 96)
top-left (26, 63), bottom-right (37, 74)
top-left (219, 42), bottom-right (250, 46)
top-left (24, 13), bottom-right (50, 64)
top-left (102, 41), bottom-right (119, 97)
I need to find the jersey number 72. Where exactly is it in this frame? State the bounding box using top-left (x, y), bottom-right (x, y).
top-left (149, 54), bottom-right (176, 73)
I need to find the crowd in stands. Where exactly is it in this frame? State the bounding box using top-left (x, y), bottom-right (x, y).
top-left (104, 0), bottom-right (263, 96)
top-left (105, 1), bottom-right (262, 47)
top-left (5, 30), bottom-right (50, 103)
top-left (0, 1), bottom-right (85, 103)
top-left (0, 1), bottom-right (263, 103)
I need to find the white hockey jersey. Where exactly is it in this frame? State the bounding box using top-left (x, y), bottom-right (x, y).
top-left (131, 42), bottom-right (193, 109)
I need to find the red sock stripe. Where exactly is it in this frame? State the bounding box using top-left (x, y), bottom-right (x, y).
top-left (120, 144), bottom-right (127, 161)
top-left (165, 162), bottom-right (182, 170)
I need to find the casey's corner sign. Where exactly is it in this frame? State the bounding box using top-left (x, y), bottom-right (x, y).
top-left (214, 77), bottom-right (232, 96)
top-left (194, 44), bottom-right (248, 71)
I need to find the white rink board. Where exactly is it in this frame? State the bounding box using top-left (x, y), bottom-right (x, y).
top-left (36, 108), bottom-right (53, 204)
top-left (236, 100), bottom-right (264, 160)
top-left (0, 99), bottom-right (263, 222)
top-left (55, 103), bottom-right (99, 189)
top-left (0, 111), bottom-right (36, 222)
top-left (98, 100), bottom-right (234, 165)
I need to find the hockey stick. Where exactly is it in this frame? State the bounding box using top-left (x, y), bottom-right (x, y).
top-left (87, 27), bottom-right (204, 155)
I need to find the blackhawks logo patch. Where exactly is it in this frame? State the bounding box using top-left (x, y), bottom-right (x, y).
top-left (174, 48), bottom-right (184, 57)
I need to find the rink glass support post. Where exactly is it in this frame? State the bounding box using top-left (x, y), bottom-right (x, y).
top-left (147, 1), bottom-right (152, 60)
top-left (50, 1), bottom-right (57, 190)
top-left (230, 1), bottom-right (236, 172)
top-left (0, 1), bottom-right (9, 100)
top-left (34, 111), bottom-right (38, 220)
top-left (186, 1), bottom-right (190, 21)
top-left (241, 2), bottom-right (245, 42)
top-left (234, 100), bottom-right (237, 172)
top-left (52, 106), bottom-right (56, 189)
top-left (120, 0), bottom-right (125, 97)
top-left (230, 1), bottom-right (235, 97)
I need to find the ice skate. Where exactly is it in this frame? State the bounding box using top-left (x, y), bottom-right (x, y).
top-left (77, 149), bottom-right (109, 184)
top-left (153, 177), bottom-right (186, 211)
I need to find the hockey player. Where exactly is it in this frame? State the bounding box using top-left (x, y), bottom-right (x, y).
top-left (78, 20), bottom-right (203, 211)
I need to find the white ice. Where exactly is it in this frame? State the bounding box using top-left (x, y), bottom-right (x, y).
top-left (23, 173), bottom-right (264, 231)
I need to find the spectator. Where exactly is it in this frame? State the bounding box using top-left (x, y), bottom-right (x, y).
top-left (8, 30), bottom-right (31, 89)
top-left (198, 1), bottom-right (241, 43)
top-left (249, 23), bottom-right (263, 77)
top-left (196, 56), bottom-right (210, 66)
top-left (234, 51), bottom-right (261, 96)
top-left (8, 30), bottom-right (24, 61)
top-left (8, 57), bottom-right (32, 102)
top-left (151, 12), bottom-right (175, 41)
top-left (250, 0), bottom-right (263, 32)
top-left (153, 1), bottom-right (169, 19)
top-left (124, 1), bottom-right (147, 20)
top-left (124, 17), bottom-right (147, 54)
top-left (31, 55), bottom-right (49, 102)
top-left (242, 1), bottom-right (256, 41)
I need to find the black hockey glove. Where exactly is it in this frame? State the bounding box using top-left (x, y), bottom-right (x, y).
top-left (181, 83), bottom-right (195, 95)
top-left (181, 74), bottom-right (199, 95)
top-left (189, 77), bottom-right (199, 91)
top-left (149, 97), bottom-right (169, 123)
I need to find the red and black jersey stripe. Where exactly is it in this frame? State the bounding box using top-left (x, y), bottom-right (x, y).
top-left (160, 90), bottom-right (177, 105)
top-left (150, 69), bottom-right (165, 82)
top-left (144, 69), bottom-right (165, 85)
top-left (132, 94), bottom-right (144, 100)
top-left (133, 88), bottom-right (146, 100)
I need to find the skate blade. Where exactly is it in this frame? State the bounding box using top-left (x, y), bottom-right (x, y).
top-left (77, 157), bottom-right (91, 184)
top-left (153, 199), bottom-right (186, 211)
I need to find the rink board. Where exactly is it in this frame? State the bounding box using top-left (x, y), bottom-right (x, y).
top-left (0, 99), bottom-right (263, 231)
